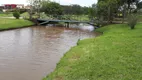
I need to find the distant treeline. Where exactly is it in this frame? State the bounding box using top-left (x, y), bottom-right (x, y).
top-left (61, 5), bottom-right (90, 15)
top-left (40, 1), bottom-right (92, 16)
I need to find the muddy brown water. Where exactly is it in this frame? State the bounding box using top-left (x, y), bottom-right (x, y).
top-left (0, 25), bottom-right (100, 80)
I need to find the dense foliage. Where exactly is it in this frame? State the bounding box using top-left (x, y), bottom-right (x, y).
top-left (95, 0), bottom-right (142, 24)
top-left (62, 5), bottom-right (86, 15)
top-left (13, 11), bottom-right (20, 19)
top-left (41, 1), bottom-right (63, 16)
top-left (27, 0), bottom-right (142, 23)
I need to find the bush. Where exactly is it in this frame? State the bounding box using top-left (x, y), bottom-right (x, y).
top-left (127, 14), bottom-right (138, 29)
top-left (13, 11), bottom-right (20, 19)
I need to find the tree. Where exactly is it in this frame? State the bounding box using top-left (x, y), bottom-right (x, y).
top-left (88, 6), bottom-right (96, 21)
top-left (62, 5), bottom-right (72, 15)
top-left (118, 0), bottom-right (141, 13)
top-left (97, 0), bottom-right (119, 23)
top-left (96, 0), bottom-right (141, 25)
top-left (137, 1), bottom-right (142, 9)
top-left (71, 4), bottom-right (82, 15)
top-left (13, 11), bottom-right (20, 19)
top-left (41, 1), bottom-right (63, 18)
top-left (27, 0), bottom-right (42, 19)
top-left (62, 5), bottom-right (90, 15)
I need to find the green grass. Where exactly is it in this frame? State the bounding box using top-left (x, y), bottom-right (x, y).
top-left (44, 24), bottom-right (142, 80)
top-left (0, 13), bottom-right (13, 17)
top-left (21, 12), bottom-right (30, 19)
top-left (0, 18), bottom-right (34, 30)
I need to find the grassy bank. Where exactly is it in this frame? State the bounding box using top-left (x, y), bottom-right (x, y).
top-left (0, 18), bottom-right (34, 30)
top-left (44, 24), bottom-right (142, 80)
top-left (0, 13), bottom-right (13, 17)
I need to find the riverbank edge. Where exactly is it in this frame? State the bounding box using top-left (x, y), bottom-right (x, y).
top-left (0, 20), bottom-right (35, 32)
top-left (44, 23), bottom-right (142, 80)
top-left (0, 24), bottom-right (35, 32)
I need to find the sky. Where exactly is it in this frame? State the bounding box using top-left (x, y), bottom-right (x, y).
top-left (0, 0), bottom-right (98, 7)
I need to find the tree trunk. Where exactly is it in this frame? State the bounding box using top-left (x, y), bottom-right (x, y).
top-left (107, 6), bottom-right (111, 23)
top-left (122, 5), bottom-right (127, 23)
top-left (29, 6), bottom-right (33, 20)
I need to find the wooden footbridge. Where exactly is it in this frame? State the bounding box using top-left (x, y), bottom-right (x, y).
top-left (37, 19), bottom-right (98, 28)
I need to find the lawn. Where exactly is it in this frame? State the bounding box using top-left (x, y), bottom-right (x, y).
top-left (0, 13), bottom-right (13, 17)
top-left (0, 18), bottom-right (34, 30)
top-left (44, 24), bottom-right (142, 80)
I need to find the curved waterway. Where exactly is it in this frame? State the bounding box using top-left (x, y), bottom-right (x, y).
top-left (0, 24), bottom-right (100, 80)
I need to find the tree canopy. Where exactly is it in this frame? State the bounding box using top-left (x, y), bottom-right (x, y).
top-left (96, 0), bottom-right (142, 23)
top-left (41, 1), bottom-right (63, 16)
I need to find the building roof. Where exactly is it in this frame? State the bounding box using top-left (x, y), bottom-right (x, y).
top-left (4, 4), bottom-right (17, 6)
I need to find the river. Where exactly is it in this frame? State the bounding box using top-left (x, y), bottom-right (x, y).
top-left (0, 24), bottom-right (100, 80)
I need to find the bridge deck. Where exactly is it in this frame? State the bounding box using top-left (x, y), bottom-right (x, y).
top-left (37, 19), bottom-right (98, 28)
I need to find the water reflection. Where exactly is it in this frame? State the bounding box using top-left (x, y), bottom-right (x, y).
top-left (70, 23), bottom-right (95, 32)
top-left (0, 25), bottom-right (100, 80)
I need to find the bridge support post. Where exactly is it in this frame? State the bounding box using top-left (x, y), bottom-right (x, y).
top-left (65, 22), bottom-right (70, 28)
top-left (67, 22), bottom-right (69, 28)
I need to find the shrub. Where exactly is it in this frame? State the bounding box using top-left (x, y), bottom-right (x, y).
top-left (127, 14), bottom-right (138, 29)
top-left (13, 11), bottom-right (20, 19)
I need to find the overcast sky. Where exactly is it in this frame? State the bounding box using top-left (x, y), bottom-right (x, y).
top-left (0, 0), bottom-right (98, 7)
